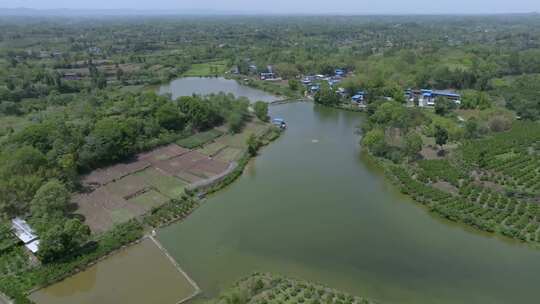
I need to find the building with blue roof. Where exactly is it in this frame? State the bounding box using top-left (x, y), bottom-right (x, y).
top-left (415, 89), bottom-right (461, 107)
top-left (335, 69), bottom-right (345, 77)
top-left (309, 84), bottom-right (321, 93)
top-left (351, 91), bottom-right (366, 107)
top-left (272, 118), bottom-right (287, 129)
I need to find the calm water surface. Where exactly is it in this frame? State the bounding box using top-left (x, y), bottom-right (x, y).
top-left (30, 239), bottom-right (195, 304)
top-left (158, 102), bottom-right (540, 304)
top-left (159, 77), bottom-right (279, 102)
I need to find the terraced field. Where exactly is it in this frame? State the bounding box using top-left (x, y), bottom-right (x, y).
top-left (76, 143), bottom-right (234, 233)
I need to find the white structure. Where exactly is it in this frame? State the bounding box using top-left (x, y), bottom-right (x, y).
top-left (11, 217), bottom-right (40, 253)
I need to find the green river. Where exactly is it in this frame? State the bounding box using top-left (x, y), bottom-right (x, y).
top-left (158, 102), bottom-right (540, 304)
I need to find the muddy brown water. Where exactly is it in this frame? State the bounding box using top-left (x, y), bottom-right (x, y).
top-left (29, 238), bottom-right (196, 304)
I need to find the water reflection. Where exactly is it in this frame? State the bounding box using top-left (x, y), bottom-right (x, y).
top-left (159, 77), bottom-right (279, 102)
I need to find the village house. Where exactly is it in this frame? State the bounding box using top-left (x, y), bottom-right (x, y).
top-left (248, 64), bottom-right (258, 74)
top-left (302, 76), bottom-right (316, 85)
top-left (336, 87), bottom-right (347, 97)
top-left (259, 65), bottom-right (278, 80)
top-left (309, 84), bottom-right (321, 93)
top-left (38, 50), bottom-right (50, 59)
top-left (11, 218), bottom-right (40, 254)
top-left (260, 72), bottom-right (277, 80)
top-left (327, 76), bottom-right (342, 87)
top-left (88, 46), bottom-right (103, 55)
top-left (406, 89), bottom-right (461, 107)
top-left (351, 91), bottom-right (367, 107)
top-left (271, 118), bottom-right (287, 129)
top-left (62, 72), bottom-right (82, 81)
top-left (335, 69), bottom-right (346, 77)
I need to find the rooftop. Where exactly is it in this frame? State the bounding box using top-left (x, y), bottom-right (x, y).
top-left (25, 239), bottom-right (40, 254)
top-left (11, 217), bottom-right (38, 244)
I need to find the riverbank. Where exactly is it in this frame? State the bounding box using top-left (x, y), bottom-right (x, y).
top-left (29, 237), bottom-right (200, 304)
top-left (0, 123), bottom-right (283, 304)
top-left (208, 273), bottom-right (377, 304)
top-left (0, 292), bottom-right (11, 304)
top-left (160, 76), bottom-right (281, 103)
top-left (359, 100), bottom-right (540, 246)
top-left (226, 75), bottom-right (303, 102)
top-left (144, 125), bottom-right (282, 229)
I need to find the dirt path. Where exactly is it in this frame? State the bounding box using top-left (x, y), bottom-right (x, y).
top-left (148, 235), bottom-right (201, 304)
top-left (0, 292), bottom-right (11, 304)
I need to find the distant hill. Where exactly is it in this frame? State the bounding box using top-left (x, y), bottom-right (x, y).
top-left (0, 7), bottom-right (259, 16)
top-left (0, 7), bottom-right (538, 17)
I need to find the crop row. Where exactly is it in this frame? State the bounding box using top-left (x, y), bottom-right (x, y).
top-left (460, 121), bottom-right (540, 164)
top-left (416, 159), bottom-right (466, 187)
top-left (245, 275), bottom-right (372, 304)
top-left (481, 154), bottom-right (540, 191)
top-left (389, 165), bottom-right (540, 242)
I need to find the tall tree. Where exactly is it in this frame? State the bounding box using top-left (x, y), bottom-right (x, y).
top-left (253, 101), bottom-right (269, 122)
top-left (405, 132), bottom-right (423, 159)
top-left (435, 125), bottom-right (449, 151)
top-left (30, 179), bottom-right (70, 221)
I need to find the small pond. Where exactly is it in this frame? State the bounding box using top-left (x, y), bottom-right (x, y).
top-left (159, 77), bottom-right (279, 102)
top-left (29, 238), bottom-right (196, 304)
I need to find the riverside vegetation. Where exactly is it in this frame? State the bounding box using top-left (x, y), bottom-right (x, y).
top-left (0, 84), bottom-right (277, 302)
top-left (359, 99), bottom-right (540, 243)
top-left (211, 273), bottom-right (375, 304)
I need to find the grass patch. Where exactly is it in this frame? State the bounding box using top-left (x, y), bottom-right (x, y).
top-left (217, 122), bottom-right (268, 149)
top-left (119, 85), bottom-right (146, 93)
top-left (215, 147), bottom-right (244, 162)
top-left (128, 190), bottom-right (169, 209)
top-left (111, 209), bottom-right (134, 225)
top-left (103, 174), bottom-right (148, 199)
top-left (198, 142), bottom-right (227, 156)
top-left (135, 168), bottom-right (187, 199)
top-left (183, 60), bottom-right (228, 77)
top-left (0, 116), bottom-right (32, 138)
top-left (176, 129), bottom-right (224, 149)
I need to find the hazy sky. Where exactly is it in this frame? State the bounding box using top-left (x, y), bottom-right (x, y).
top-left (2, 0), bottom-right (540, 14)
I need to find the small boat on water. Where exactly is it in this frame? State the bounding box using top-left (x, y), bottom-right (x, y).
top-left (272, 118), bottom-right (287, 129)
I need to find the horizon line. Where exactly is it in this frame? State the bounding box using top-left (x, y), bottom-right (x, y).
top-left (0, 7), bottom-right (539, 16)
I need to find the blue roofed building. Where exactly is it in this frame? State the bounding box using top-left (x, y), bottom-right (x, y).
top-left (335, 69), bottom-right (345, 77)
top-left (418, 89), bottom-right (461, 107)
top-left (272, 118), bottom-right (287, 129)
top-left (309, 84), bottom-right (321, 93)
top-left (351, 91), bottom-right (367, 107)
